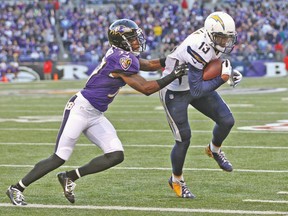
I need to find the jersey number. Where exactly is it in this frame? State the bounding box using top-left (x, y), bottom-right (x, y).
top-left (198, 42), bottom-right (210, 54)
top-left (187, 42), bottom-right (210, 65)
top-left (66, 102), bottom-right (74, 110)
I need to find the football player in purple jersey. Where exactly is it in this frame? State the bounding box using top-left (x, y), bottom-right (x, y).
top-left (6, 19), bottom-right (188, 206)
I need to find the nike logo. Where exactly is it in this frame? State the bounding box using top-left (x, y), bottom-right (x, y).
top-left (108, 89), bottom-right (120, 98)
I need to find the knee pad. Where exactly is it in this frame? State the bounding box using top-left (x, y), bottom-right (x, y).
top-left (174, 128), bottom-right (191, 153)
top-left (179, 128), bottom-right (191, 144)
top-left (220, 114), bottom-right (235, 129)
top-left (212, 114), bottom-right (235, 146)
top-left (50, 154), bottom-right (66, 166)
top-left (105, 151), bottom-right (124, 166)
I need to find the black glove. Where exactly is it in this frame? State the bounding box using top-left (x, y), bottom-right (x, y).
top-left (172, 63), bottom-right (189, 78)
top-left (156, 63), bottom-right (188, 88)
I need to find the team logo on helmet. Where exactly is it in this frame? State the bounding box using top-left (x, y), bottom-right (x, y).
top-left (119, 56), bottom-right (132, 70)
top-left (210, 15), bottom-right (225, 30)
top-left (111, 25), bottom-right (132, 35)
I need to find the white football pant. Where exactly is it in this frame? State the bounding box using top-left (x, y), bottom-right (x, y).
top-left (55, 92), bottom-right (124, 161)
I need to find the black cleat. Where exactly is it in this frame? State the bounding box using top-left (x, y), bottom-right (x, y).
top-left (6, 186), bottom-right (27, 206)
top-left (57, 172), bottom-right (76, 203)
top-left (205, 144), bottom-right (233, 172)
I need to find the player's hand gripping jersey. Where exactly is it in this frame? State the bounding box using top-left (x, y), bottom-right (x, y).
top-left (4, 18), bottom-right (190, 207)
top-left (163, 11), bottom-right (238, 97)
top-left (162, 28), bottom-right (225, 97)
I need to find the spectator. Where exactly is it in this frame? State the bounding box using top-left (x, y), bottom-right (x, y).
top-left (275, 41), bottom-right (284, 62)
top-left (283, 50), bottom-right (288, 73)
top-left (153, 22), bottom-right (163, 43)
top-left (10, 60), bottom-right (19, 80)
top-left (43, 59), bottom-right (53, 80)
top-left (0, 60), bottom-right (8, 82)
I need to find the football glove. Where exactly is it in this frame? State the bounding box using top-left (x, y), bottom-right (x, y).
top-left (172, 63), bottom-right (189, 78)
top-left (227, 69), bottom-right (243, 87)
top-left (221, 59), bottom-right (232, 76)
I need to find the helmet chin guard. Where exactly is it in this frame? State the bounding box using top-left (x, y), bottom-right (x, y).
top-left (204, 11), bottom-right (237, 54)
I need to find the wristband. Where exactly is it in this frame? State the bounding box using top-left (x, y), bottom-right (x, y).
top-left (159, 58), bottom-right (166, 67)
top-left (156, 72), bottom-right (176, 89)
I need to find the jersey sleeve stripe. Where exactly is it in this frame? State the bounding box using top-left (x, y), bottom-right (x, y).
top-left (187, 47), bottom-right (207, 65)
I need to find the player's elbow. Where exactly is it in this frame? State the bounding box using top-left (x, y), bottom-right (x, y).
top-left (140, 85), bottom-right (157, 96)
top-left (142, 90), bottom-right (154, 96)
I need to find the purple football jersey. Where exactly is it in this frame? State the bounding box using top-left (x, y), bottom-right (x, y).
top-left (81, 47), bottom-right (140, 112)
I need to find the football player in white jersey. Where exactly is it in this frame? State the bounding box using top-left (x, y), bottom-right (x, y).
top-left (159, 11), bottom-right (242, 198)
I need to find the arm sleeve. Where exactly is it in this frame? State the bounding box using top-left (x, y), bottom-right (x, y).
top-left (188, 63), bottom-right (225, 98)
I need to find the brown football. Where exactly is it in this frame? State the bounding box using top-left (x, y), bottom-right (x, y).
top-left (203, 59), bottom-right (223, 80)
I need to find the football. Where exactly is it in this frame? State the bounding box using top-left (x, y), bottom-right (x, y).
top-left (203, 59), bottom-right (223, 80)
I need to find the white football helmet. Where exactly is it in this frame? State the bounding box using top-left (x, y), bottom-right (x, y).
top-left (204, 11), bottom-right (237, 54)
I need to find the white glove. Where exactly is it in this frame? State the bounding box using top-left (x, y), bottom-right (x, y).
top-left (221, 59), bottom-right (232, 76)
top-left (227, 69), bottom-right (243, 87)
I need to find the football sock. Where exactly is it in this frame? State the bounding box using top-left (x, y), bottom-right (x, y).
top-left (77, 151), bottom-right (124, 178)
top-left (75, 168), bottom-right (81, 178)
top-left (210, 143), bottom-right (220, 153)
top-left (66, 170), bottom-right (80, 182)
top-left (14, 180), bottom-right (26, 192)
top-left (172, 173), bottom-right (184, 182)
top-left (21, 153), bottom-right (65, 187)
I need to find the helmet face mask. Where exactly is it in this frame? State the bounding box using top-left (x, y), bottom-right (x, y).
top-left (211, 32), bottom-right (237, 53)
top-left (204, 12), bottom-right (237, 54)
top-left (108, 19), bottom-right (146, 55)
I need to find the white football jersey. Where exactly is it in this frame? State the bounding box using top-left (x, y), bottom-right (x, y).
top-left (162, 28), bottom-right (223, 91)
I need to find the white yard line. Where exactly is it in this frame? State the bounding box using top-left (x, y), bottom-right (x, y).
top-left (243, 199), bottom-right (288, 204)
top-left (0, 128), bottom-right (287, 133)
top-left (1, 142), bottom-right (287, 173)
top-left (0, 203), bottom-right (287, 215)
top-left (1, 142), bottom-right (288, 150)
top-left (0, 164), bottom-right (287, 173)
top-left (277, 191), bottom-right (288, 195)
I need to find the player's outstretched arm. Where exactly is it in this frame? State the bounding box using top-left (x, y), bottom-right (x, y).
top-left (116, 64), bottom-right (188, 96)
top-left (119, 74), bottom-right (159, 95)
top-left (139, 58), bottom-right (166, 71)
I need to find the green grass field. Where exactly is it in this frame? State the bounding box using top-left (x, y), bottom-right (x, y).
top-left (0, 76), bottom-right (287, 215)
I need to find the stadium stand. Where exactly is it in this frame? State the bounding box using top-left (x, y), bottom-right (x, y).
top-left (0, 0), bottom-right (287, 79)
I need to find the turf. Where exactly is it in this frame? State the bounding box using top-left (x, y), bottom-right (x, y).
top-left (0, 76), bottom-right (287, 215)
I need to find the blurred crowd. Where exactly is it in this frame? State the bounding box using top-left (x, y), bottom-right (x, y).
top-left (0, 0), bottom-right (59, 79)
top-left (0, 0), bottom-right (287, 77)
